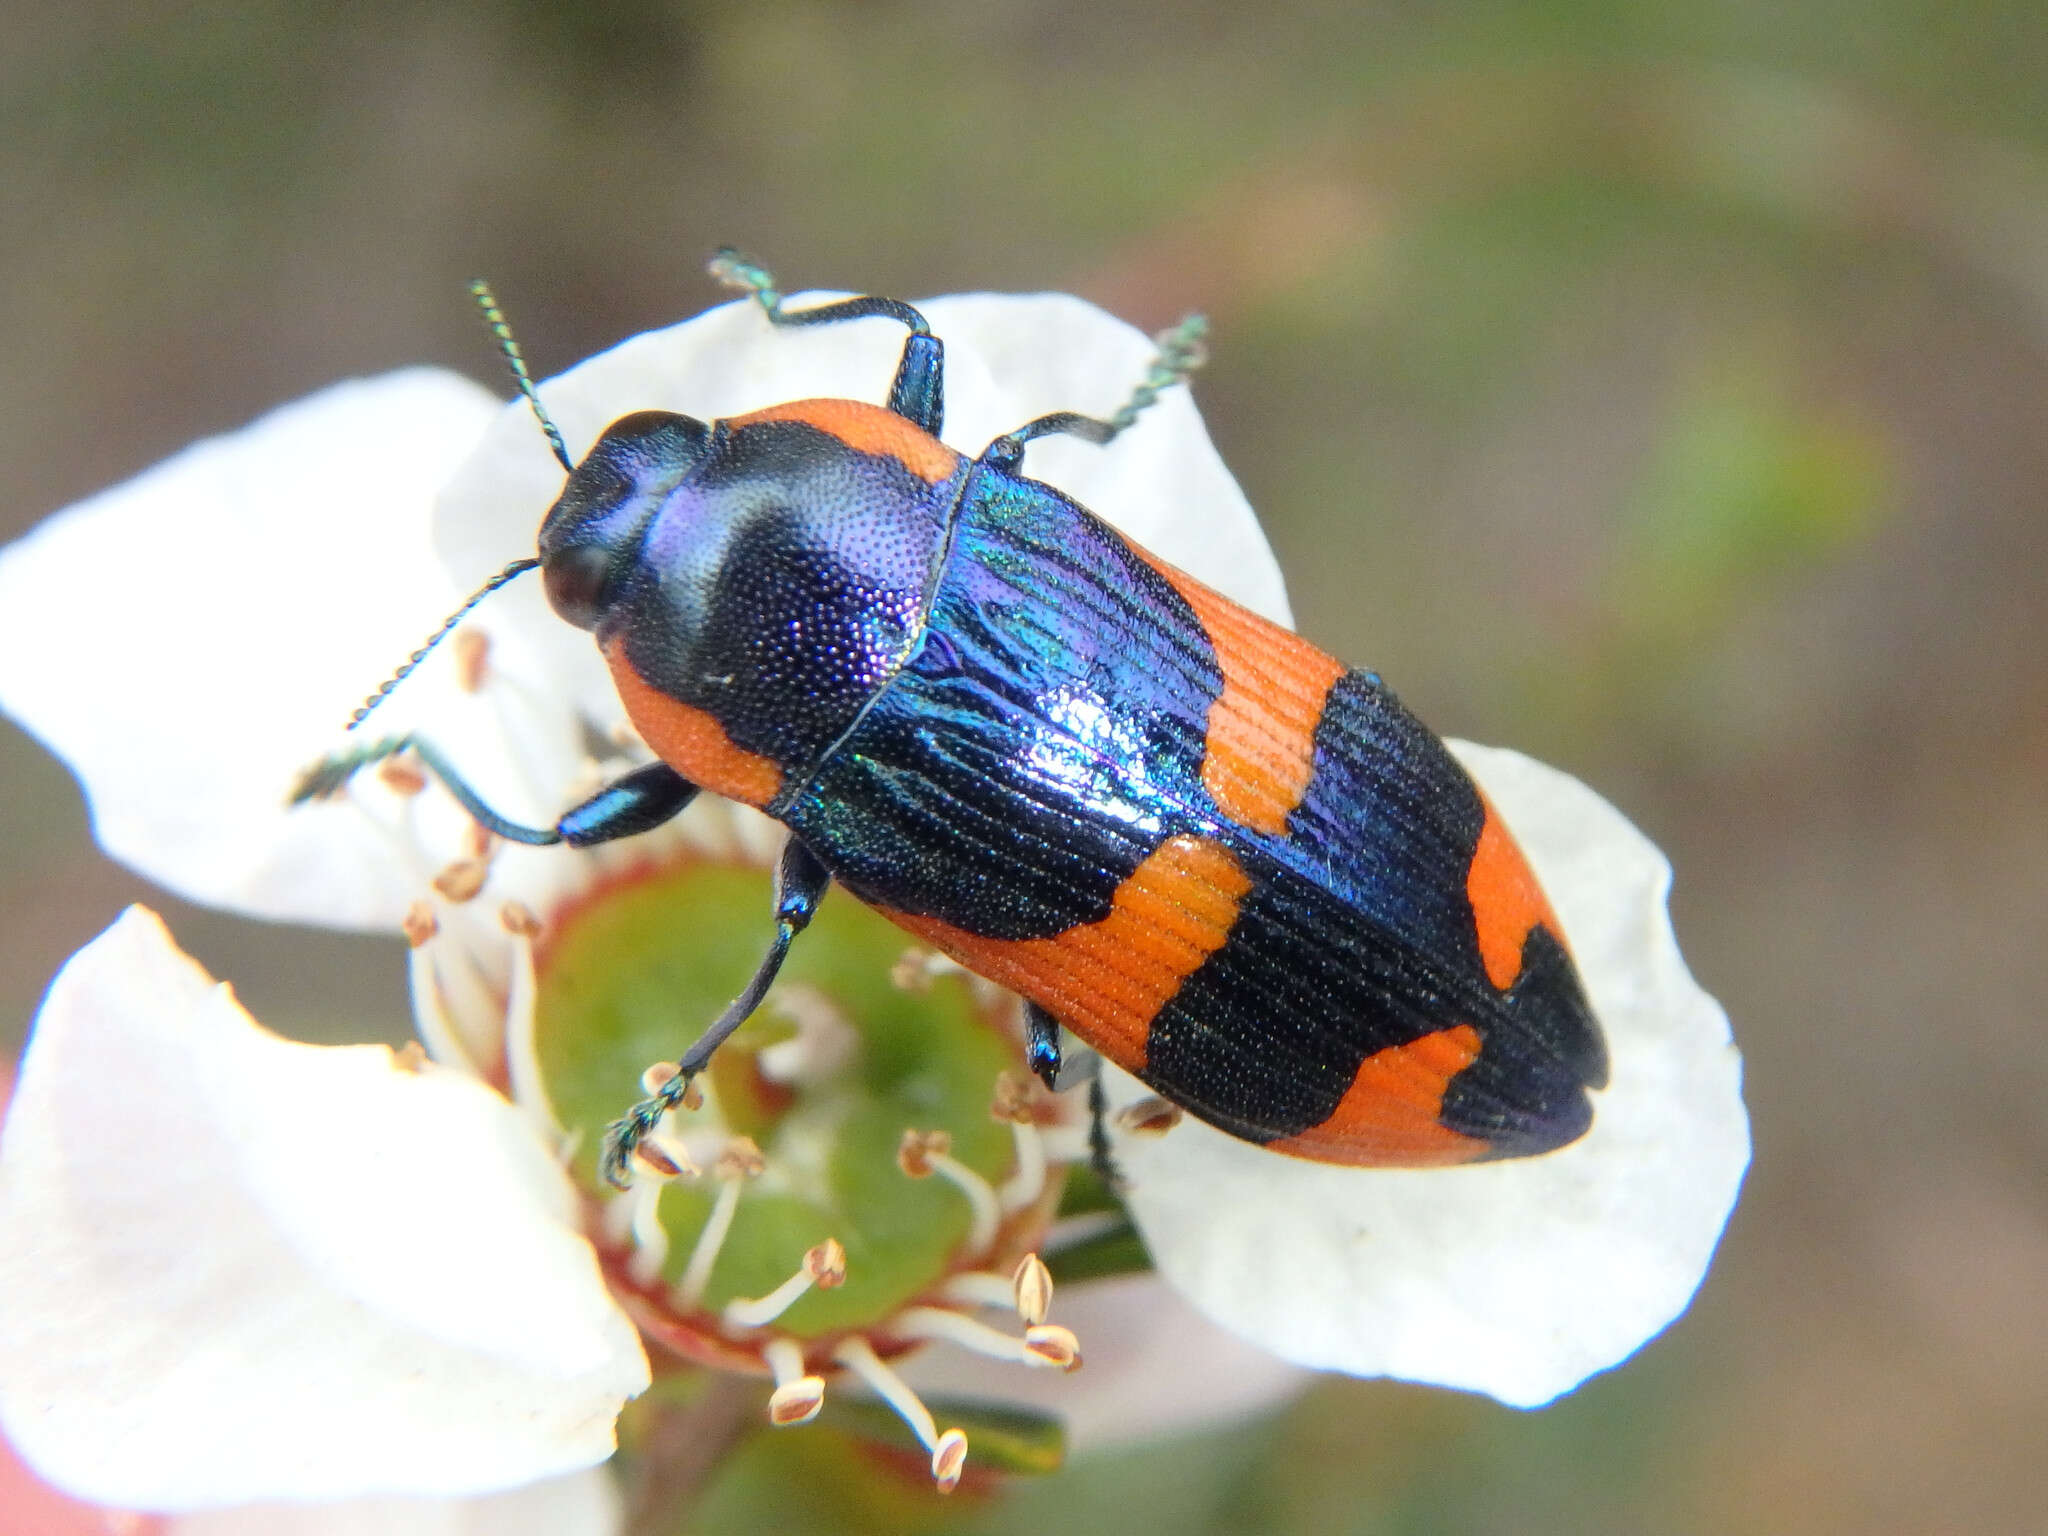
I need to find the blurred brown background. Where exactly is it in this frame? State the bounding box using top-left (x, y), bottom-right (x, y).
top-left (3, 4), bottom-right (2045, 1532)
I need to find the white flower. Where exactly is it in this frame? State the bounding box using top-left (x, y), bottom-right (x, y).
top-left (0, 283), bottom-right (1746, 1512)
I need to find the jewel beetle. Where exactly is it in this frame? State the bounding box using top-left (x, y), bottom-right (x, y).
top-left (298, 252), bottom-right (1608, 1188)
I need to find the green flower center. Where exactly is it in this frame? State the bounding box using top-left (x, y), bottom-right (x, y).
top-left (532, 854), bottom-right (1050, 1343)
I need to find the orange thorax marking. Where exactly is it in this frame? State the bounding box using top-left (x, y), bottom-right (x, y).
top-left (883, 834), bottom-right (1252, 1076)
top-left (1268, 1024), bottom-right (1489, 1167)
top-left (1465, 795), bottom-right (1564, 990)
top-left (604, 642), bottom-right (783, 809)
top-left (726, 398), bottom-right (963, 485)
top-left (1136, 550), bottom-right (1347, 837)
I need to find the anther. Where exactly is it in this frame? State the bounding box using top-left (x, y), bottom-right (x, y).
top-left (763, 1338), bottom-right (825, 1427)
top-left (717, 1137), bottom-right (767, 1180)
top-left (1023, 1324), bottom-right (1083, 1371)
top-left (898, 1130), bottom-right (1000, 1258)
top-left (990, 1072), bottom-right (1033, 1123)
top-left (675, 1136), bottom-right (764, 1307)
top-left (723, 1237), bottom-right (847, 1329)
top-left (633, 1135), bottom-right (696, 1182)
top-left (432, 858), bottom-right (490, 903)
top-left (392, 1040), bottom-right (430, 1074)
top-left (642, 1060), bottom-right (704, 1111)
top-left (1116, 1096), bottom-right (1184, 1136)
top-left (453, 628), bottom-right (491, 693)
top-left (832, 1336), bottom-right (968, 1493)
top-left (1013, 1252), bottom-right (1053, 1326)
top-left (499, 902), bottom-right (542, 938)
top-left (463, 820), bottom-right (496, 861)
top-left (897, 1128), bottom-right (950, 1179)
top-left (377, 756), bottom-right (428, 796)
top-left (931, 1429), bottom-right (968, 1494)
top-left (890, 948), bottom-right (934, 993)
top-left (402, 900), bottom-right (439, 948)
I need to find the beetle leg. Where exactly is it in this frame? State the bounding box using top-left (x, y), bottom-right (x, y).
top-left (708, 248), bottom-right (944, 435)
top-left (601, 837), bottom-right (833, 1188)
top-left (1087, 1076), bottom-right (1128, 1193)
top-left (291, 737), bottom-right (698, 848)
top-left (978, 313), bottom-right (1209, 471)
top-left (1022, 1001), bottom-right (1063, 1090)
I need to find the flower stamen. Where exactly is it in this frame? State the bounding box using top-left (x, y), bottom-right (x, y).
top-left (990, 1072), bottom-right (1048, 1213)
top-left (897, 1129), bottom-right (1000, 1260)
top-left (754, 984), bottom-right (858, 1086)
top-left (833, 1335), bottom-right (968, 1492)
top-left (762, 1337), bottom-right (825, 1427)
top-left (723, 1237), bottom-right (847, 1329)
top-left (500, 922), bottom-right (565, 1140)
top-left (893, 1305), bottom-right (1082, 1372)
top-left (674, 1136), bottom-right (764, 1307)
top-left (404, 941), bottom-right (483, 1077)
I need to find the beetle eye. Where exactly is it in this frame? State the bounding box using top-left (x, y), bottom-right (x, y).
top-left (543, 544), bottom-right (614, 630)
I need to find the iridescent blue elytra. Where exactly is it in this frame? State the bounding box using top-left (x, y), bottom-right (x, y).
top-left (299, 264), bottom-right (1607, 1188)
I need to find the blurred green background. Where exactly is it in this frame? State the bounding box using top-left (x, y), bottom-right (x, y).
top-left (3, 4), bottom-right (2045, 1533)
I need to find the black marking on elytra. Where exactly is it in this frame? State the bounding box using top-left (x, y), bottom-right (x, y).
top-left (1140, 670), bottom-right (1606, 1151)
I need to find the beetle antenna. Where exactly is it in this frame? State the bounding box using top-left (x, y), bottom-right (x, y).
top-left (346, 558), bottom-right (541, 731)
top-left (468, 280), bottom-right (573, 473)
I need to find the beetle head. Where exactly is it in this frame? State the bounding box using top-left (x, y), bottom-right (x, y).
top-left (539, 410), bottom-right (712, 631)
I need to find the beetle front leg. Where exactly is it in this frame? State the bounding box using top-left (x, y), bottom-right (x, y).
top-left (292, 736), bottom-right (699, 847)
top-left (709, 248), bottom-right (945, 435)
top-left (600, 837), bottom-right (833, 1188)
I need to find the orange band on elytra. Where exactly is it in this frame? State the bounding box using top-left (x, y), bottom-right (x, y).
top-left (883, 833), bottom-right (1252, 1077)
top-left (1134, 549), bottom-right (1347, 837)
top-left (1267, 1024), bottom-right (1490, 1167)
top-left (1465, 796), bottom-right (1564, 991)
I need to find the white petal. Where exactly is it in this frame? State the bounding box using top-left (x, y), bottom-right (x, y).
top-left (894, 1273), bottom-right (1308, 1453)
top-left (1105, 746), bottom-right (1749, 1408)
top-left (168, 1467), bottom-right (620, 1536)
top-left (919, 295), bottom-right (1290, 625)
top-left (0, 370), bottom-right (593, 930)
top-left (430, 291), bottom-right (1289, 724)
top-left (0, 909), bottom-right (649, 1510)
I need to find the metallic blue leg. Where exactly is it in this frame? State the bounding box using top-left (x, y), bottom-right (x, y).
top-left (600, 837), bottom-right (834, 1188)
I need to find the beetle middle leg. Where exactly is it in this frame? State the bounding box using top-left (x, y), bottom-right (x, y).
top-left (1019, 1004), bottom-right (1125, 1186)
top-left (600, 836), bottom-right (833, 1188)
